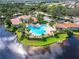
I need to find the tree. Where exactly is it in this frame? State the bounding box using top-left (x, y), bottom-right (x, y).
top-left (49, 21), bottom-right (56, 26)
top-left (47, 5), bottom-right (67, 17)
top-left (66, 8), bottom-right (79, 16)
top-left (39, 4), bottom-right (48, 12)
top-left (65, 29), bottom-right (73, 37)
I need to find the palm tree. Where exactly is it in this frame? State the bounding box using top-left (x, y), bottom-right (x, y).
top-left (18, 23), bottom-right (26, 40)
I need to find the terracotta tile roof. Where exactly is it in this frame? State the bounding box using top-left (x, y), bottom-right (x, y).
top-left (56, 23), bottom-right (79, 28)
top-left (18, 15), bottom-right (30, 19)
top-left (18, 15), bottom-right (38, 22)
top-left (11, 15), bottom-right (38, 25)
top-left (31, 17), bottom-right (38, 22)
top-left (11, 18), bottom-right (21, 25)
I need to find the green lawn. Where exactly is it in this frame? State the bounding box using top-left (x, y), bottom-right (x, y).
top-left (16, 31), bottom-right (68, 46)
top-left (73, 32), bottom-right (79, 35)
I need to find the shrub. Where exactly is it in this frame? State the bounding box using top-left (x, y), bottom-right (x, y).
top-left (66, 29), bottom-right (73, 37)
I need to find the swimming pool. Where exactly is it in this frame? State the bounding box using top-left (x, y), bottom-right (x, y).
top-left (28, 24), bottom-right (46, 36)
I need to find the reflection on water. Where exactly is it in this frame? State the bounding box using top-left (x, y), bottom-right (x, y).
top-left (25, 43), bottom-right (63, 59)
top-left (0, 26), bottom-right (79, 59)
top-left (0, 26), bottom-right (27, 59)
top-left (58, 36), bottom-right (79, 59)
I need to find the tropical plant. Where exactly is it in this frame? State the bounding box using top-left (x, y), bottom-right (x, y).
top-left (65, 29), bottom-right (73, 37)
top-left (54, 31), bottom-right (59, 38)
top-left (49, 21), bottom-right (56, 26)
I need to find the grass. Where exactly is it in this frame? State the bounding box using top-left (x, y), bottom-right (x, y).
top-left (73, 32), bottom-right (79, 35)
top-left (16, 31), bottom-right (68, 46)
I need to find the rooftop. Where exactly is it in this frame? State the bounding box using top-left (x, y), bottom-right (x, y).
top-left (10, 15), bottom-right (38, 25)
top-left (56, 22), bottom-right (79, 28)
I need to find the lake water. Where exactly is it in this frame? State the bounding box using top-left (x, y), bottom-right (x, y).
top-left (0, 26), bottom-right (79, 59)
top-left (0, 26), bottom-right (27, 59)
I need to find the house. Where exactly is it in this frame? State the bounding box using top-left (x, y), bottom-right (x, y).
top-left (43, 16), bottom-right (52, 22)
top-left (10, 18), bottom-right (21, 25)
top-left (72, 17), bottom-right (79, 23)
top-left (10, 15), bottom-right (38, 25)
top-left (56, 22), bottom-right (79, 29)
top-left (64, 1), bottom-right (76, 8)
top-left (57, 16), bottom-right (72, 23)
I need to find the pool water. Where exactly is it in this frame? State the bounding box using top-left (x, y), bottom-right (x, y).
top-left (28, 25), bottom-right (46, 36)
